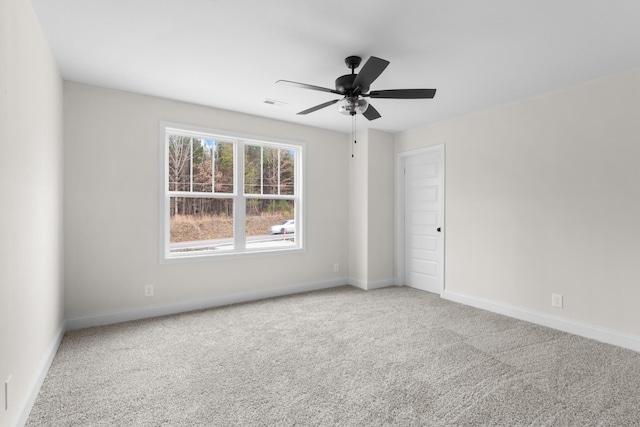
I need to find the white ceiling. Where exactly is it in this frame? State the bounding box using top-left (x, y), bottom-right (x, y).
top-left (32, 0), bottom-right (640, 134)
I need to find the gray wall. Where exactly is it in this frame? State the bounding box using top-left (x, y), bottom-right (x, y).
top-left (0, 0), bottom-right (64, 425)
top-left (396, 68), bottom-right (640, 337)
top-left (63, 82), bottom-right (350, 319)
top-left (347, 129), bottom-right (395, 289)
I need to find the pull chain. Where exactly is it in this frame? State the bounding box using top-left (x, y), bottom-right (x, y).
top-left (351, 114), bottom-right (357, 158)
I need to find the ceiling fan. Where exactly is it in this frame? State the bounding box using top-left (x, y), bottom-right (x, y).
top-left (277, 55), bottom-right (436, 121)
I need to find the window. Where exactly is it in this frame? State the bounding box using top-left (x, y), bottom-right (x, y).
top-left (160, 123), bottom-right (303, 260)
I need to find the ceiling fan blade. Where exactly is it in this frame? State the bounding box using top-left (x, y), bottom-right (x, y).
top-left (352, 56), bottom-right (390, 93)
top-left (297, 99), bottom-right (340, 115)
top-left (277, 80), bottom-right (342, 95)
top-left (363, 104), bottom-right (381, 121)
top-left (369, 89), bottom-right (437, 99)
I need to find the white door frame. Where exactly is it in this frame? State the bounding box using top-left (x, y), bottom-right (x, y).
top-left (395, 144), bottom-right (445, 295)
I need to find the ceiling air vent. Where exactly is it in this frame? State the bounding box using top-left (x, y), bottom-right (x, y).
top-left (263, 98), bottom-right (289, 107)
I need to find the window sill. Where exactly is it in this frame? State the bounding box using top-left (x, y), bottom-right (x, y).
top-left (160, 245), bottom-right (305, 264)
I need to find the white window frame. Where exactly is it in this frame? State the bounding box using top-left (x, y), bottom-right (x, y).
top-left (159, 121), bottom-right (304, 262)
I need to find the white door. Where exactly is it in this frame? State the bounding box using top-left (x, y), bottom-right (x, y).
top-left (403, 146), bottom-right (444, 294)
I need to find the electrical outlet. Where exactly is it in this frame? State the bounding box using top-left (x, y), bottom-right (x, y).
top-left (552, 293), bottom-right (563, 308)
top-left (5, 375), bottom-right (11, 411)
top-left (144, 285), bottom-right (154, 297)
top-left (334, 263), bottom-right (339, 272)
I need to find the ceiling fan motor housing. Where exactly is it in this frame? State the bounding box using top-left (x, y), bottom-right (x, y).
top-left (335, 74), bottom-right (369, 95)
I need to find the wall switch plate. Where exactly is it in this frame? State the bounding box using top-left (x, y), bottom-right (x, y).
top-left (334, 263), bottom-right (339, 272)
top-left (552, 293), bottom-right (563, 308)
top-left (144, 285), bottom-right (154, 297)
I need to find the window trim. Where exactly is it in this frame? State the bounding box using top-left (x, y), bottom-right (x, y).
top-left (159, 121), bottom-right (304, 262)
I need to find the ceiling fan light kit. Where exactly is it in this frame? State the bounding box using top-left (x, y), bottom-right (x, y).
top-left (277, 55), bottom-right (436, 121)
top-left (337, 97), bottom-right (368, 116)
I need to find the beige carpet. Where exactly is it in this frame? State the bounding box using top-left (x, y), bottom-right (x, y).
top-left (26, 286), bottom-right (640, 426)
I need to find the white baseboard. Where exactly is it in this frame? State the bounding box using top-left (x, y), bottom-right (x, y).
top-left (443, 289), bottom-right (640, 353)
top-left (66, 278), bottom-right (349, 330)
top-left (15, 322), bottom-right (66, 427)
top-left (348, 278), bottom-right (396, 291)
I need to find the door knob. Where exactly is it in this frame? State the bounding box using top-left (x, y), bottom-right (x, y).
top-left (437, 227), bottom-right (441, 232)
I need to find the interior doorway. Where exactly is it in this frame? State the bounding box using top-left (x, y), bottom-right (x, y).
top-left (397, 145), bottom-right (445, 294)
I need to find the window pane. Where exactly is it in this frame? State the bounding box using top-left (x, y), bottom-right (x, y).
top-left (168, 135), bottom-right (192, 191)
top-left (261, 146), bottom-right (280, 195)
top-left (213, 140), bottom-right (234, 194)
top-left (192, 139), bottom-right (212, 192)
top-left (245, 199), bottom-right (295, 249)
top-left (169, 135), bottom-right (234, 194)
top-left (278, 148), bottom-right (295, 195)
top-left (244, 145), bottom-right (296, 195)
top-left (244, 145), bottom-right (262, 194)
top-left (169, 197), bottom-right (233, 253)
